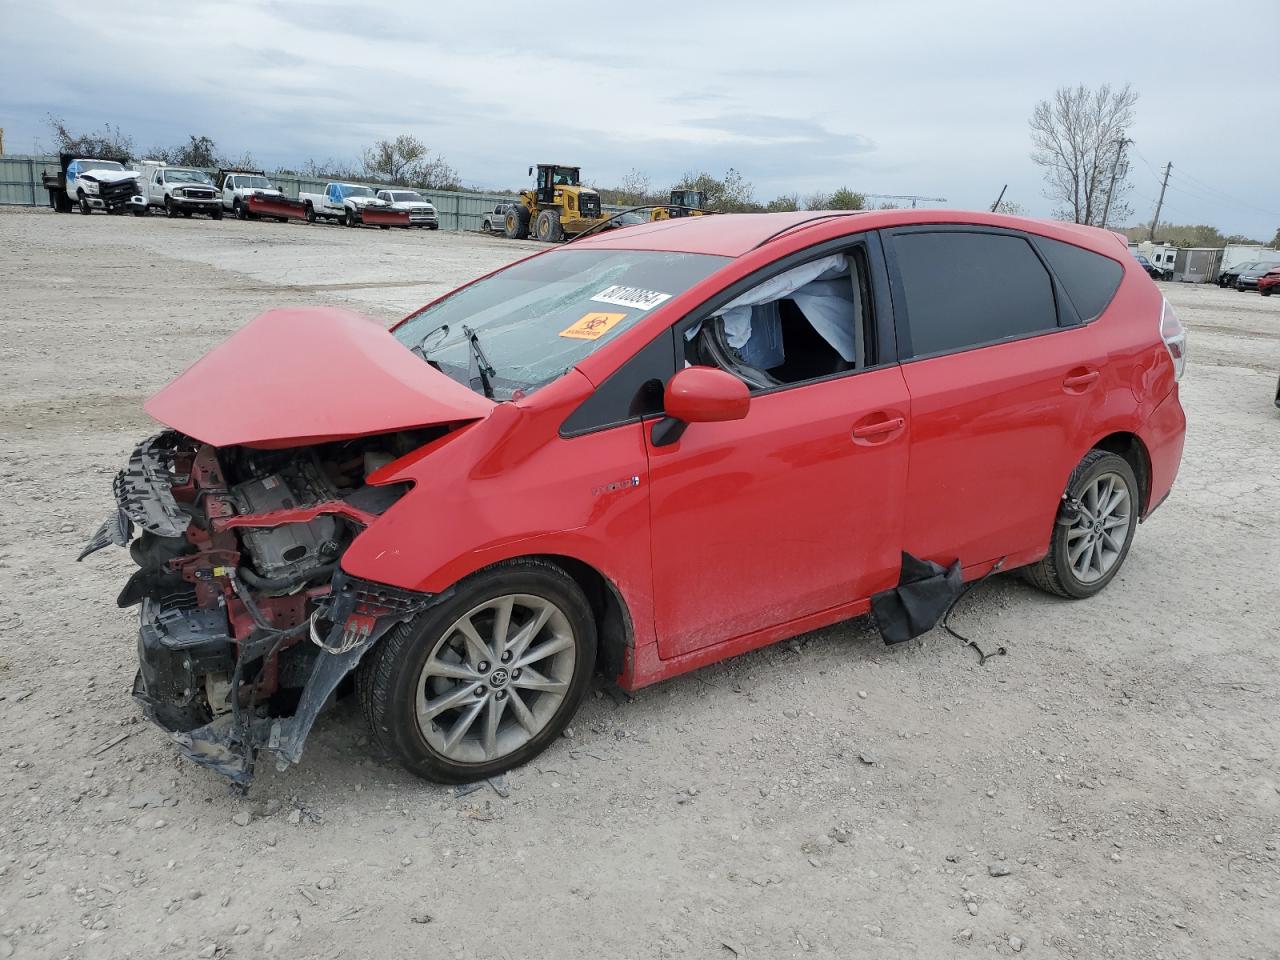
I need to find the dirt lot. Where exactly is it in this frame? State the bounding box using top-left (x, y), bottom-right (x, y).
top-left (0, 208), bottom-right (1277, 960)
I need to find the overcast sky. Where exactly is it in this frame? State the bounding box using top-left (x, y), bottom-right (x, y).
top-left (3, 0), bottom-right (1277, 237)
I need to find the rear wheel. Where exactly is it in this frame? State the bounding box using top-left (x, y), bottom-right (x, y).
top-left (504, 204), bottom-right (530, 239)
top-left (1023, 450), bottom-right (1139, 599)
top-left (358, 559), bottom-right (596, 783)
top-left (535, 208), bottom-right (563, 242)
top-left (1262, 288), bottom-right (1272, 297)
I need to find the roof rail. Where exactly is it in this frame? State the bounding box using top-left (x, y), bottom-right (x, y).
top-left (751, 212), bottom-right (868, 250)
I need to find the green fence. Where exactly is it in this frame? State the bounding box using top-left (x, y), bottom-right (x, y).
top-left (0, 155), bottom-right (627, 231)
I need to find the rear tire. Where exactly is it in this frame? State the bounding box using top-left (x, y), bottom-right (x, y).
top-left (1022, 450), bottom-right (1139, 599)
top-left (1262, 288), bottom-right (1272, 297)
top-left (357, 559), bottom-right (596, 784)
top-left (504, 205), bottom-right (530, 239)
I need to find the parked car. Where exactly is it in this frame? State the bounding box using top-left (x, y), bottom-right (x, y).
top-left (43, 154), bottom-right (146, 215)
top-left (375, 189), bottom-right (439, 228)
top-left (81, 210), bottom-right (1187, 787)
top-left (1133, 253), bottom-right (1165, 280)
top-left (481, 202), bottom-right (516, 232)
top-left (142, 165), bottom-right (222, 219)
top-left (1218, 261), bottom-right (1258, 287)
top-left (299, 182), bottom-right (395, 226)
top-left (219, 170), bottom-right (284, 219)
top-left (1257, 268), bottom-right (1280, 297)
top-left (1236, 262), bottom-right (1280, 291)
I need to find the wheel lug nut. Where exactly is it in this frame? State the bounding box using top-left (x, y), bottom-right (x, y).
top-left (477, 661), bottom-right (489, 672)
top-left (496, 690), bottom-right (506, 701)
top-left (500, 652), bottom-right (512, 663)
top-left (512, 669), bottom-right (522, 680)
top-left (476, 685), bottom-right (487, 696)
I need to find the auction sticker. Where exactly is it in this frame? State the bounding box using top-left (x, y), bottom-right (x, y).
top-left (591, 285), bottom-right (671, 311)
top-left (560, 312), bottom-right (627, 340)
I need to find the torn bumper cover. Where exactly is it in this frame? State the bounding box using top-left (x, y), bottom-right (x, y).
top-left (133, 572), bottom-right (436, 787)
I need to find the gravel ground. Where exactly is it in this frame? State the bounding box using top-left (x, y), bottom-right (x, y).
top-left (1, 208), bottom-right (1277, 960)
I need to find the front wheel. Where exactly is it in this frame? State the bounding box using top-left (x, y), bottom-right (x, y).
top-left (78, 192), bottom-right (92, 215)
top-left (165, 197), bottom-right (178, 218)
top-left (304, 203), bottom-right (316, 223)
top-left (211, 207), bottom-right (223, 220)
top-left (1023, 450), bottom-right (1139, 599)
top-left (345, 208), bottom-right (358, 227)
top-left (358, 559), bottom-right (597, 783)
top-left (1262, 288), bottom-right (1272, 297)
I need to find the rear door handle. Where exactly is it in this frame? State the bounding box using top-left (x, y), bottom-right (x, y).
top-left (852, 416), bottom-right (905, 441)
top-left (1063, 370), bottom-right (1099, 390)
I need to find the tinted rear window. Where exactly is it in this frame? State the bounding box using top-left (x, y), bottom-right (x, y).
top-left (893, 231), bottom-right (1058, 357)
top-left (1035, 237), bottom-right (1123, 322)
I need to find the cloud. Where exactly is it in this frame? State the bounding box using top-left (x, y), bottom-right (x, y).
top-left (0, 0), bottom-right (1276, 235)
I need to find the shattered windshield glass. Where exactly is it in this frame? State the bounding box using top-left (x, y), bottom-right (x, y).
top-left (394, 249), bottom-right (728, 400)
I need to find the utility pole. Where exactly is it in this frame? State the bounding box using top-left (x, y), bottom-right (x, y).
top-left (1100, 138), bottom-right (1130, 229)
top-left (1148, 162), bottom-right (1171, 242)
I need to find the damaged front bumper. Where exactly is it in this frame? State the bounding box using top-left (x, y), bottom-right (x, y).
top-left (132, 572), bottom-right (435, 787)
top-left (81, 430), bottom-right (433, 789)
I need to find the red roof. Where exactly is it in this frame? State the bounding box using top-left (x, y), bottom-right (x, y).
top-left (573, 210), bottom-right (1130, 258)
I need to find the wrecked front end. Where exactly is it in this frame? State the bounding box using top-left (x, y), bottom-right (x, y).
top-left (81, 429), bottom-right (443, 789)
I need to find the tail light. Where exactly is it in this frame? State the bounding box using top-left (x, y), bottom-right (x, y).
top-left (1159, 298), bottom-right (1186, 381)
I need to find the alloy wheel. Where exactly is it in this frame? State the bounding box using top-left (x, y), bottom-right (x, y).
top-left (415, 594), bottom-right (577, 764)
top-left (1066, 472), bottom-right (1132, 584)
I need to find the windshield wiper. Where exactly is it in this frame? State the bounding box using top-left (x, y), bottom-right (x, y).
top-left (463, 325), bottom-right (496, 399)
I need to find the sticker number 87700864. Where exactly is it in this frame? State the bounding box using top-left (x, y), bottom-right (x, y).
top-left (591, 285), bottom-right (672, 311)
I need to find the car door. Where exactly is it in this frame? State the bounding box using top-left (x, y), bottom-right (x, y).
top-left (882, 225), bottom-right (1111, 568)
top-left (149, 169), bottom-right (163, 205)
top-left (644, 235), bottom-right (910, 659)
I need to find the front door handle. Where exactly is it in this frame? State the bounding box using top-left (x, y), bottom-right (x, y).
top-left (852, 416), bottom-right (905, 441)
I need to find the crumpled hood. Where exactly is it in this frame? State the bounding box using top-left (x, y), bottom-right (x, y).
top-left (81, 169), bottom-right (141, 184)
top-left (145, 307), bottom-right (495, 448)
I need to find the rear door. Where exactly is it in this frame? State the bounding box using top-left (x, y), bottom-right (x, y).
top-left (882, 226), bottom-right (1114, 568)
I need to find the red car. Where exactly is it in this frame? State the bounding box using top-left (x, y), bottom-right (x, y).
top-left (82, 210), bottom-right (1187, 786)
top-left (1258, 268), bottom-right (1280, 296)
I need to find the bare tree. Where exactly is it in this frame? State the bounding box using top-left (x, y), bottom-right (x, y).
top-left (1030, 83), bottom-right (1138, 226)
top-left (994, 199), bottom-right (1027, 216)
top-left (45, 114), bottom-right (135, 160)
top-left (146, 135), bottom-right (222, 167)
top-left (675, 168), bottom-right (759, 213)
top-left (361, 135), bottom-right (461, 189)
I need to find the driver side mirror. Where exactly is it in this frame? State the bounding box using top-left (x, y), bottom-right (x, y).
top-left (652, 366), bottom-right (750, 447)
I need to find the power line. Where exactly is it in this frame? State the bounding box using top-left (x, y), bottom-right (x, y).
top-left (1164, 174), bottom-right (1280, 220)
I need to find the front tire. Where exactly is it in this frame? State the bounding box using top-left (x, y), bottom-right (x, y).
top-left (358, 559), bottom-right (597, 784)
top-left (78, 192), bottom-right (92, 215)
top-left (165, 197), bottom-right (178, 218)
top-left (304, 203), bottom-right (316, 223)
top-left (535, 208), bottom-right (564, 242)
top-left (345, 208), bottom-right (358, 227)
top-left (1023, 450), bottom-right (1139, 599)
top-left (211, 207), bottom-right (223, 220)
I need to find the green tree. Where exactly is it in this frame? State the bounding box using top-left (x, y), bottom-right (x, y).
top-left (675, 168), bottom-right (760, 212)
top-left (765, 193), bottom-right (799, 212)
top-left (828, 187), bottom-right (865, 210)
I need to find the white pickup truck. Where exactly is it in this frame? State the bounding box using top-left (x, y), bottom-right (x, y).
top-left (43, 155), bottom-right (147, 215)
top-left (299, 182), bottom-right (391, 225)
top-left (374, 188), bottom-right (439, 228)
top-left (139, 164), bottom-right (222, 219)
top-left (219, 170), bottom-right (284, 218)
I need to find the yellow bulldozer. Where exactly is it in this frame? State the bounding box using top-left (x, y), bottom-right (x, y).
top-left (505, 164), bottom-right (610, 242)
top-left (651, 189), bottom-right (707, 221)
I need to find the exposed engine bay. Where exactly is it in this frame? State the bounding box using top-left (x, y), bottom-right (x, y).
top-left (80, 429), bottom-right (446, 788)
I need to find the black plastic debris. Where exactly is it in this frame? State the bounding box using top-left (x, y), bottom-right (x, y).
top-left (870, 552), bottom-right (963, 645)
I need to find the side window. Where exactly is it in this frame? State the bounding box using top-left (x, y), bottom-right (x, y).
top-left (681, 244), bottom-right (877, 392)
top-left (890, 230), bottom-right (1057, 358)
top-left (1032, 236), bottom-right (1124, 323)
top-left (226, 176), bottom-right (235, 190)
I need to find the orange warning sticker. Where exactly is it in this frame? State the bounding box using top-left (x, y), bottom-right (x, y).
top-left (559, 311), bottom-right (626, 340)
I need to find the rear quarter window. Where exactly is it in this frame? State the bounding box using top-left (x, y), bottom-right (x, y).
top-left (1032, 236), bottom-right (1125, 322)
top-left (891, 230), bottom-right (1058, 358)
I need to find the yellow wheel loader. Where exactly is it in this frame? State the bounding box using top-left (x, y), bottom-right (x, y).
top-left (505, 164), bottom-right (610, 242)
top-left (651, 189), bottom-right (707, 221)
